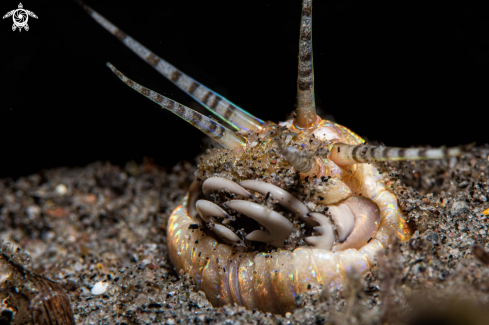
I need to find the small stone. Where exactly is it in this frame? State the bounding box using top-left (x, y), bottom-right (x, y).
top-left (135, 293), bottom-right (148, 305)
top-left (26, 205), bottom-right (41, 218)
top-left (142, 259), bottom-right (151, 266)
top-left (83, 194), bottom-right (97, 204)
top-left (148, 262), bottom-right (158, 270)
top-left (45, 207), bottom-right (69, 218)
top-left (451, 201), bottom-right (468, 216)
top-left (306, 202), bottom-right (317, 210)
top-left (294, 294), bottom-right (303, 307)
top-left (426, 232), bottom-right (438, 245)
top-left (73, 261), bottom-right (83, 272)
top-left (55, 184), bottom-right (67, 195)
top-left (91, 281), bottom-right (109, 295)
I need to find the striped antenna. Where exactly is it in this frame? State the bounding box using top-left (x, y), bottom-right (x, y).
top-left (330, 143), bottom-right (475, 167)
top-left (75, 0), bottom-right (264, 133)
top-left (106, 63), bottom-right (246, 152)
top-left (294, 0), bottom-right (317, 128)
top-left (280, 146), bottom-right (321, 177)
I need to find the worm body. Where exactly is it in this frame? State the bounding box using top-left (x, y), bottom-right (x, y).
top-left (167, 120), bottom-right (409, 314)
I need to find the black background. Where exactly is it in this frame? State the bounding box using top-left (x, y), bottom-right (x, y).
top-left (0, 0), bottom-right (488, 178)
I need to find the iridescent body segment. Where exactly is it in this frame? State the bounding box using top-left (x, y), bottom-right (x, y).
top-left (169, 201), bottom-right (379, 314)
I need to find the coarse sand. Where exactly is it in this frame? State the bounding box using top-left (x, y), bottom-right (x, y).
top-left (1, 145), bottom-right (489, 324)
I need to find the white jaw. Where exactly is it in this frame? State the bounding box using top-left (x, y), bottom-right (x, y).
top-left (197, 177), bottom-right (380, 250)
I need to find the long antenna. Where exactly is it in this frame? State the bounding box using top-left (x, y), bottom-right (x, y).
top-left (107, 63), bottom-right (246, 152)
top-left (75, 0), bottom-right (264, 133)
top-left (294, 0), bottom-right (318, 128)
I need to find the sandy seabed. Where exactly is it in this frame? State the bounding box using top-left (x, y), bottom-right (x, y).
top-left (1, 146), bottom-right (489, 325)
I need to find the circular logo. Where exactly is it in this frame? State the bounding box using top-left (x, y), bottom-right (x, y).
top-left (3, 3), bottom-right (38, 32)
top-left (13, 9), bottom-right (28, 28)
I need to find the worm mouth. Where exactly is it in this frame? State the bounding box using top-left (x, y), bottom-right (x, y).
top-left (188, 122), bottom-right (382, 253)
top-left (189, 177), bottom-right (381, 253)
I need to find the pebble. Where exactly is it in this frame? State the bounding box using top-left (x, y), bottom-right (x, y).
top-left (26, 205), bottom-right (41, 218)
top-left (91, 281), bottom-right (109, 295)
top-left (55, 184), bottom-right (68, 195)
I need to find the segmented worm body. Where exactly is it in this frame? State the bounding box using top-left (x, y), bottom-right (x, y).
top-left (166, 120), bottom-right (409, 314)
top-left (78, 0), bottom-right (471, 314)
